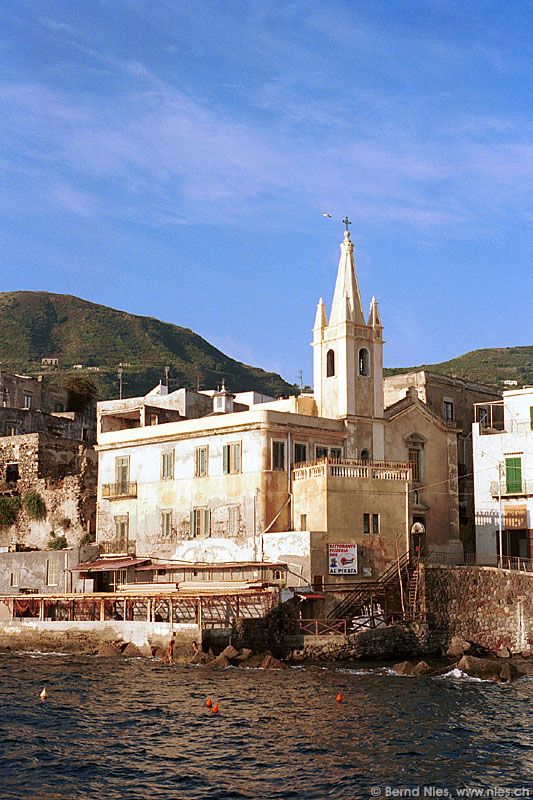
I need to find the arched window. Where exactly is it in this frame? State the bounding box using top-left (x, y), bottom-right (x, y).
top-left (360, 449), bottom-right (370, 462)
top-left (359, 348), bottom-right (370, 376)
top-left (326, 349), bottom-right (335, 377)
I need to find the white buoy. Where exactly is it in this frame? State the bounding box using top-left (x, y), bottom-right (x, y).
top-left (39, 687), bottom-right (48, 701)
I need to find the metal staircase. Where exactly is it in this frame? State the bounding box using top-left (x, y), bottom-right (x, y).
top-left (328, 552), bottom-right (416, 621)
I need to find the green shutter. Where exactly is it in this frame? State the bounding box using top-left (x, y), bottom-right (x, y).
top-left (505, 457), bottom-right (522, 493)
top-left (204, 508), bottom-right (211, 537)
top-left (530, 406), bottom-right (533, 431)
top-left (190, 510), bottom-right (195, 538)
top-left (223, 445), bottom-right (229, 474)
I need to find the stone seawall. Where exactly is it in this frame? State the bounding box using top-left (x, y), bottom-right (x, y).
top-left (419, 564), bottom-right (533, 654)
top-left (0, 620), bottom-right (200, 660)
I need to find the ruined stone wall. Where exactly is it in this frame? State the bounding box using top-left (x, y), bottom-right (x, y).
top-left (0, 434), bottom-right (97, 550)
top-left (419, 563), bottom-right (533, 654)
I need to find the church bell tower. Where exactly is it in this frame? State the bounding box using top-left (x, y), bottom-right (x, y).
top-left (312, 221), bottom-right (384, 457)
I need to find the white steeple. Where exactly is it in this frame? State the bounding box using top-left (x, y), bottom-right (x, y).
top-left (313, 297), bottom-right (327, 331)
top-left (329, 230), bottom-right (365, 327)
top-left (368, 296), bottom-right (382, 329)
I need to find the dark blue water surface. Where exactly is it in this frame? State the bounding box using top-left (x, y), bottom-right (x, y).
top-left (0, 654), bottom-right (531, 800)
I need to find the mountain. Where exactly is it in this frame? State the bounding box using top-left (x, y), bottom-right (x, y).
top-left (0, 292), bottom-right (295, 399)
top-left (0, 292), bottom-right (530, 399)
top-left (384, 346), bottom-right (533, 387)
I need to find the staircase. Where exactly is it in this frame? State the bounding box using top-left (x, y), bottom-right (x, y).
top-left (328, 552), bottom-right (417, 621)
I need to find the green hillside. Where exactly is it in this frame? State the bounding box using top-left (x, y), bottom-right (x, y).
top-left (385, 346), bottom-right (533, 387)
top-left (0, 292), bottom-right (295, 399)
top-left (0, 292), bottom-right (530, 399)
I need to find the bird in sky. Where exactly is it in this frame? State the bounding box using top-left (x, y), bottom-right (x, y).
top-left (322, 212), bottom-right (332, 218)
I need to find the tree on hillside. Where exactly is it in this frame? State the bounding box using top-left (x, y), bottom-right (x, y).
top-left (62, 375), bottom-right (99, 411)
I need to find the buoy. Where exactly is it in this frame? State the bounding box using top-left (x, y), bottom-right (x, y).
top-left (40, 687), bottom-right (48, 701)
top-left (205, 697), bottom-right (213, 708)
top-left (336, 692), bottom-right (343, 703)
top-left (211, 703), bottom-right (219, 714)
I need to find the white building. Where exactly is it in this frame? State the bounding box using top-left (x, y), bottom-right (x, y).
top-left (473, 387), bottom-right (533, 563)
top-left (95, 226), bottom-right (461, 589)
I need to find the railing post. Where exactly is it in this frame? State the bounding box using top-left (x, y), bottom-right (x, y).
top-left (100, 598), bottom-right (105, 622)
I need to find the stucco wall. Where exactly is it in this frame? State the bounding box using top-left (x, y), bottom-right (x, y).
top-left (0, 545), bottom-right (99, 594)
top-left (419, 563), bottom-right (533, 653)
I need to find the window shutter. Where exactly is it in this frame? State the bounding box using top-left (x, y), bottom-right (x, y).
top-left (195, 448), bottom-right (200, 476)
top-left (234, 443), bottom-right (241, 473)
top-left (223, 445), bottom-right (229, 474)
top-left (204, 508), bottom-right (211, 537)
top-left (190, 510), bottom-right (195, 538)
top-left (530, 406), bottom-right (533, 431)
top-left (505, 458), bottom-right (522, 493)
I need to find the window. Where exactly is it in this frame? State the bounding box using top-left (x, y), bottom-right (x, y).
top-left (443, 400), bottom-right (454, 423)
top-left (358, 348), bottom-right (370, 376)
top-left (228, 506), bottom-right (240, 535)
top-left (300, 514), bottom-right (307, 530)
top-left (223, 442), bottom-right (241, 474)
top-left (115, 456), bottom-right (130, 490)
top-left (272, 440), bottom-right (286, 470)
top-left (23, 394), bottom-right (32, 409)
top-left (150, 414), bottom-right (159, 426)
top-left (195, 446), bottom-right (209, 477)
top-left (161, 450), bottom-right (174, 480)
top-left (46, 558), bottom-right (59, 586)
top-left (372, 513), bottom-right (379, 534)
top-left (192, 507), bottom-right (210, 538)
top-left (315, 445), bottom-right (342, 459)
top-left (114, 515), bottom-right (129, 550)
top-left (478, 407), bottom-right (488, 428)
top-left (294, 443), bottom-right (307, 464)
top-left (10, 572), bottom-right (19, 588)
top-left (360, 449), bottom-right (370, 461)
top-left (160, 510), bottom-right (173, 541)
top-left (409, 449), bottom-right (421, 482)
top-left (505, 457), bottom-right (522, 494)
top-left (5, 463), bottom-right (19, 483)
top-left (326, 349), bottom-right (335, 377)
top-left (363, 513), bottom-right (370, 534)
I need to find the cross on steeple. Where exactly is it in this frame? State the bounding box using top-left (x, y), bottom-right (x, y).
top-left (342, 216), bottom-right (351, 232)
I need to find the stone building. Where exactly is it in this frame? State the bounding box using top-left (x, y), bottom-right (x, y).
top-left (384, 371), bottom-right (502, 552)
top-left (473, 386), bottom-right (533, 562)
top-left (0, 371), bottom-right (96, 443)
top-left (94, 227), bottom-right (461, 588)
top-left (0, 433), bottom-right (97, 552)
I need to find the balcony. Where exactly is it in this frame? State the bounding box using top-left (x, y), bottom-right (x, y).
top-left (293, 457), bottom-right (411, 482)
top-left (101, 481), bottom-right (137, 499)
top-left (490, 480), bottom-right (533, 498)
top-left (99, 539), bottom-right (136, 556)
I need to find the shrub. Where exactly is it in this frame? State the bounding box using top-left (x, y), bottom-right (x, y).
top-left (48, 533), bottom-right (67, 550)
top-left (22, 491), bottom-right (47, 520)
top-left (0, 496), bottom-right (21, 527)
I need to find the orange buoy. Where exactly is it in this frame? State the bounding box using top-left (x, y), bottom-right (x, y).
top-left (336, 692), bottom-right (343, 703)
top-left (211, 703), bottom-right (219, 714)
top-left (205, 697), bottom-right (213, 708)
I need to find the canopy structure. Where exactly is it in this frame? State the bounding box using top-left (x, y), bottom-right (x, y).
top-left (71, 557), bottom-right (150, 572)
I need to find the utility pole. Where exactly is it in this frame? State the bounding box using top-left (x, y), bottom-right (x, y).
top-left (298, 370), bottom-right (304, 393)
top-left (118, 365), bottom-right (123, 400)
top-left (164, 365), bottom-right (170, 389)
top-left (497, 461), bottom-right (504, 568)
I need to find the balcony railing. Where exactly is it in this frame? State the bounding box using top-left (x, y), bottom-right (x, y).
top-left (490, 480), bottom-right (533, 497)
top-left (422, 550), bottom-right (533, 573)
top-left (99, 539), bottom-right (136, 556)
top-left (101, 481), bottom-right (137, 499)
top-left (293, 457), bottom-right (411, 482)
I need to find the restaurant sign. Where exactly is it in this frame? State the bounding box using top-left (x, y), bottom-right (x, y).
top-left (328, 543), bottom-right (358, 575)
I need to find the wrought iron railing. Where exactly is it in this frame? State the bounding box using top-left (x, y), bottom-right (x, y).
top-left (489, 480), bottom-right (533, 497)
top-left (101, 481), bottom-right (137, 499)
top-left (421, 550), bottom-right (533, 572)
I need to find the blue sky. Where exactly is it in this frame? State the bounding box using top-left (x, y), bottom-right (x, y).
top-left (1, 0), bottom-right (531, 385)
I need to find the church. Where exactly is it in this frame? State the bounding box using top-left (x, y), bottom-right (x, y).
top-left (94, 225), bottom-right (461, 590)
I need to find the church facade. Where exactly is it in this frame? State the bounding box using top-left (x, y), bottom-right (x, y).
top-left (95, 227), bottom-right (461, 588)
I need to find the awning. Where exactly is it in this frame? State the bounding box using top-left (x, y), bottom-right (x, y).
top-left (72, 558), bottom-right (150, 572)
top-left (135, 561), bottom-right (287, 571)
